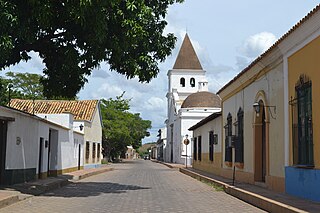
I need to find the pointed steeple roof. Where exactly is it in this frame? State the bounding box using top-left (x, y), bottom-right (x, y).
top-left (173, 34), bottom-right (203, 70)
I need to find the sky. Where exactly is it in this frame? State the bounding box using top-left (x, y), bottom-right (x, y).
top-left (2, 1), bottom-right (319, 144)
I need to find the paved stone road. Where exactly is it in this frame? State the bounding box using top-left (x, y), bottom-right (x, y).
top-left (1, 160), bottom-right (265, 213)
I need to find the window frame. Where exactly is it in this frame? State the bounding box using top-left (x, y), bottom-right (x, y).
top-left (291, 75), bottom-right (313, 167)
top-left (224, 113), bottom-right (233, 163)
top-left (209, 131), bottom-right (214, 162)
top-left (193, 137), bottom-right (197, 161)
top-left (198, 136), bottom-right (202, 161)
top-left (235, 108), bottom-right (244, 163)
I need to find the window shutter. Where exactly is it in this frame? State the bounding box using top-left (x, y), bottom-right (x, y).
top-left (193, 137), bottom-right (197, 160)
top-left (198, 136), bottom-right (202, 161)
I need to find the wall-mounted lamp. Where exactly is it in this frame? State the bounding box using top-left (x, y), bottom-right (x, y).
top-left (253, 102), bottom-right (276, 119)
top-left (253, 102), bottom-right (260, 113)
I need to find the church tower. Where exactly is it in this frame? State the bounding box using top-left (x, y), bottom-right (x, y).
top-left (165, 34), bottom-right (210, 164)
top-left (166, 34), bottom-right (208, 117)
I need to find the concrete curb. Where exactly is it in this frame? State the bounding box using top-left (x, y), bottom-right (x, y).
top-left (151, 159), bottom-right (184, 169)
top-left (0, 166), bottom-right (114, 210)
top-left (180, 168), bottom-right (308, 213)
top-left (0, 194), bottom-right (19, 209)
top-left (70, 167), bottom-right (114, 181)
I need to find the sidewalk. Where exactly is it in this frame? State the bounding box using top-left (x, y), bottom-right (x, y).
top-left (154, 160), bottom-right (320, 213)
top-left (0, 165), bottom-right (113, 209)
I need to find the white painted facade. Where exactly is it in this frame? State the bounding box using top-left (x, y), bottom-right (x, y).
top-left (0, 106), bottom-right (84, 185)
top-left (82, 106), bottom-right (103, 167)
top-left (38, 104), bottom-right (102, 168)
top-left (165, 67), bottom-right (222, 165)
top-left (192, 115), bottom-right (222, 154)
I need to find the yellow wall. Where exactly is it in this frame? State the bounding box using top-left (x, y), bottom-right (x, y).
top-left (193, 153), bottom-right (222, 175)
top-left (288, 35), bottom-right (320, 168)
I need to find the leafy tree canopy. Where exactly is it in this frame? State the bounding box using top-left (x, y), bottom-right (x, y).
top-left (101, 93), bottom-right (151, 160)
top-left (0, 0), bottom-right (183, 98)
top-left (0, 71), bottom-right (45, 105)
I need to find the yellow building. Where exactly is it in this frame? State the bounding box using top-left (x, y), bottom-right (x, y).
top-left (283, 5), bottom-right (320, 202)
top-left (189, 4), bottom-right (320, 199)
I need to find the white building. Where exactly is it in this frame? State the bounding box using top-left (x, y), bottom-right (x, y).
top-left (0, 105), bottom-right (84, 185)
top-left (9, 99), bottom-right (103, 169)
top-left (165, 34), bottom-right (221, 165)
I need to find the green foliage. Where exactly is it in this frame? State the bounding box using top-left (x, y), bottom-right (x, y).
top-left (0, 0), bottom-right (183, 98)
top-left (101, 93), bottom-right (151, 161)
top-left (5, 71), bottom-right (45, 99)
top-left (0, 72), bottom-right (45, 105)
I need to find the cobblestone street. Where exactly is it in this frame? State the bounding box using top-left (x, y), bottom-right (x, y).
top-left (1, 160), bottom-right (265, 213)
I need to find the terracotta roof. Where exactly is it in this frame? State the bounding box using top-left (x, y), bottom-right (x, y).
top-left (181, 91), bottom-right (221, 108)
top-left (173, 33), bottom-right (203, 70)
top-left (189, 112), bottom-right (222, 131)
top-left (9, 99), bottom-right (99, 121)
top-left (217, 4), bottom-right (320, 94)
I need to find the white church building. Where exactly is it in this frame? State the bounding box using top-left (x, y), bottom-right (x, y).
top-left (164, 34), bottom-right (221, 165)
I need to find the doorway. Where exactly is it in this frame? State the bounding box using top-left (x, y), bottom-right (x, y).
top-left (38, 137), bottom-right (44, 179)
top-left (0, 120), bottom-right (7, 184)
top-left (78, 144), bottom-right (81, 170)
top-left (254, 100), bottom-right (267, 182)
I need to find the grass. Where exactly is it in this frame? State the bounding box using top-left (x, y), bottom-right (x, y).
top-left (201, 180), bottom-right (224, 192)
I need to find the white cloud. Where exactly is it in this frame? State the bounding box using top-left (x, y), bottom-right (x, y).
top-left (145, 97), bottom-right (166, 110)
top-left (235, 56), bottom-right (250, 71)
top-left (91, 69), bottom-right (110, 79)
top-left (238, 32), bottom-right (277, 58)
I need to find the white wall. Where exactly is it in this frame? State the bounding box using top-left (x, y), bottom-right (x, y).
top-left (0, 107), bottom-right (84, 176)
top-left (2, 110), bottom-right (39, 170)
top-left (222, 62), bottom-right (285, 177)
top-left (168, 69), bottom-right (207, 94)
top-left (193, 116), bottom-right (222, 154)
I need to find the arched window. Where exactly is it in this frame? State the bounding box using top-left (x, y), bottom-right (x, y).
top-left (180, 78), bottom-right (185, 87)
top-left (224, 113), bottom-right (232, 164)
top-left (190, 78), bottom-right (195, 87)
top-left (235, 108), bottom-right (244, 164)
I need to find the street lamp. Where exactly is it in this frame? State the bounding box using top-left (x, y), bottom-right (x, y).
top-left (183, 134), bottom-right (190, 168)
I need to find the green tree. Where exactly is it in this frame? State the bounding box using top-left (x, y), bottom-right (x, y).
top-left (101, 93), bottom-right (151, 161)
top-left (0, 72), bottom-right (44, 105)
top-left (5, 71), bottom-right (45, 99)
top-left (0, 0), bottom-right (183, 98)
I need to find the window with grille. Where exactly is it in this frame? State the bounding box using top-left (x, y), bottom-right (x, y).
top-left (224, 113), bottom-right (232, 163)
top-left (290, 75), bottom-right (313, 166)
top-left (198, 136), bottom-right (202, 161)
top-left (97, 143), bottom-right (101, 160)
top-left (85, 141), bottom-right (90, 163)
top-left (92, 142), bottom-right (96, 161)
top-left (235, 108), bottom-right (244, 163)
top-left (193, 137), bottom-right (197, 160)
top-left (209, 131), bottom-right (214, 161)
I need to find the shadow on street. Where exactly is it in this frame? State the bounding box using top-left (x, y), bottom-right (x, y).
top-left (43, 181), bottom-right (151, 197)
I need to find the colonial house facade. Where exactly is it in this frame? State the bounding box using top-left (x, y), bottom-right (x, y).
top-left (165, 34), bottom-right (221, 165)
top-left (0, 106), bottom-right (84, 185)
top-left (281, 5), bottom-right (320, 202)
top-left (188, 4), bottom-right (320, 202)
top-left (9, 99), bottom-right (103, 169)
top-left (189, 112), bottom-right (222, 174)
